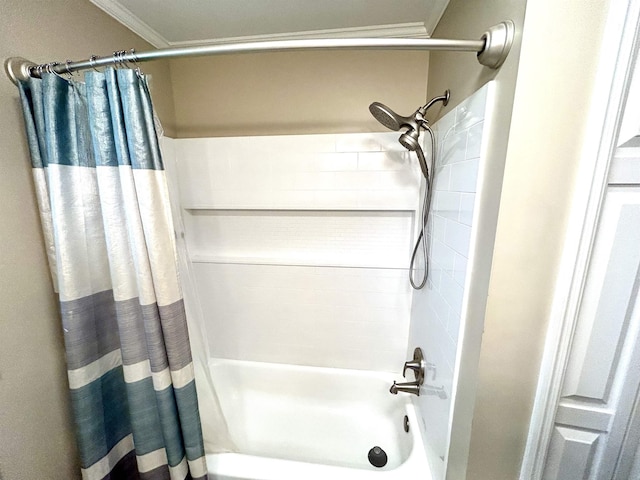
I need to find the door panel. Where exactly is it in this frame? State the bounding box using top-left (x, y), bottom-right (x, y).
top-left (542, 180), bottom-right (640, 480)
top-left (561, 190), bottom-right (640, 402)
top-left (543, 427), bottom-right (600, 480)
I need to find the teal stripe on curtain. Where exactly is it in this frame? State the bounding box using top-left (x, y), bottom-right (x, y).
top-left (127, 378), bottom-right (170, 456)
top-left (70, 367), bottom-right (131, 468)
top-left (17, 68), bottom-right (208, 480)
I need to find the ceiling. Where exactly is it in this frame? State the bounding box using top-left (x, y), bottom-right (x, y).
top-left (90, 0), bottom-right (450, 48)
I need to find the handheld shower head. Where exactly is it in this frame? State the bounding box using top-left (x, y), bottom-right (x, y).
top-left (367, 91), bottom-right (451, 292)
top-left (399, 129), bottom-right (420, 151)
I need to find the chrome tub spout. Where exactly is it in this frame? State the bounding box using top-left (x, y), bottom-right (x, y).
top-left (389, 380), bottom-right (421, 396)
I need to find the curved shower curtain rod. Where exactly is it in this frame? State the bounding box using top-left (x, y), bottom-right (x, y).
top-left (5, 21), bottom-right (514, 84)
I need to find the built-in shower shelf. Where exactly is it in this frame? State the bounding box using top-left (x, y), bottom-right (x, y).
top-left (183, 208), bottom-right (414, 270)
top-left (183, 205), bottom-right (416, 212)
top-left (190, 254), bottom-right (406, 269)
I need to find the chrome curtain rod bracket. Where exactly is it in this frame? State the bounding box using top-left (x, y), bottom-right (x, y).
top-left (5, 21), bottom-right (515, 84)
top-left (477, 21), bottom-right (515, 69)
top-left (5, 57), bottom-right (37, 84)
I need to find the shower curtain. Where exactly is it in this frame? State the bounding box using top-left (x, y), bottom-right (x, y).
top-left (18, 68), bottom-right (207, 480)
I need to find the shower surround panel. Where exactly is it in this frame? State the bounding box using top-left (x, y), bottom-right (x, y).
top-left (408, 84), bottom-right (492, 476)
top-left (166, 132), bottom-right (422, 372)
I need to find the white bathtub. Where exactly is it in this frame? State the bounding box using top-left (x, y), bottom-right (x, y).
top-left (204, 359), bottom-right (432, 480)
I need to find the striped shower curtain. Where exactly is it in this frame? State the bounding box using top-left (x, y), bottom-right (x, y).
top-left (18, 69), bottom-right (207, 480)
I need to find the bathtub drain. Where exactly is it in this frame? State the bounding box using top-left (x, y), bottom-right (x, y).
top-left (368, 446), bottom-right (388, 468)
top-left (404, 415), bottom-right (410, 433)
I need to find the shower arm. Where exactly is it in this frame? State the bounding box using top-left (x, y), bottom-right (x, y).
top-left (5, 21), bottom-right (514, 84)
top-left (410, 90), bottom-right (451, 134)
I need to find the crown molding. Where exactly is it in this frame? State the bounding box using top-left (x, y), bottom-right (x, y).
top-left (423, 0), bottom-right (450, 35)
top-left (166, 22), bottom-right (429, 48)
top-left (90, 0), bottom-right (169, 48)
top-left (90, 0), bottom-right (429, 49)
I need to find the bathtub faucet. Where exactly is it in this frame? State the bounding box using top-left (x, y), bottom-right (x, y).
top-left (390, 380), bottom-right (420, 396)
top-left (389, 380), bottom-right (447, 398)
top-left (390, 347), bottom-right (448, 398)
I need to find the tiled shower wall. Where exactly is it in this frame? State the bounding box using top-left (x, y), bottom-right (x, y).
top-left (163, 132), bottom-right (423, 372)
top-left (409, 84), bottom-right (490, 475)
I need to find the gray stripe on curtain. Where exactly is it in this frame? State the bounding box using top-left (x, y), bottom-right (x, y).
top-left (61, 293), bottom-right (195, 371)
top-left (99, 450), bottom-right (140, 480)
top-left (115, 298), bottom-right (154, 366)
top-left (139, 465), bottom-right (171, 480)
top-left (157, 300), bottom-right (194, 371)
top-left (61, 290), bottom-right (120, 369)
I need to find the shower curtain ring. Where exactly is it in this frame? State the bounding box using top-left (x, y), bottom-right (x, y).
top-left (128, 48), bottom-right (143, 78)
top-left (113, 50), bottom-right (126, 68)
top-left (65, 60), bottom-right (75, 78)
top-left (47, 62), bottom-right (69, 82)
top-left (117, 50), bottom-right (127, 67)
top-left (89, 55), bottom-right (100, 72)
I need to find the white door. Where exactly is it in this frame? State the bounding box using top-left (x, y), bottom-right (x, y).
top-left (541, 150), bottom-right (640, 480)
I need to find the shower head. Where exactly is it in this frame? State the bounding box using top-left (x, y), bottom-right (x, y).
top-left (368, 102), bottom-right (414, 131)
top-left (369, 89), bottom-right (451, 133)
top-left (369, 90), bottom-right (450, 179)
top-left (399, 129), bottom-right (420, 151)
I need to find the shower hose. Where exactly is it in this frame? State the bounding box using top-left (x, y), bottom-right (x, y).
top-left (409, 126), bottom-right (436, 290)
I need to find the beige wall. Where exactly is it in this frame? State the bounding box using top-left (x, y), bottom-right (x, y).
top-left (0, 1), bottom-right (175, 477)
top-left (425, 3), bottom-right (527, 479)
top-left (169, 50), bottom-right (429, 137)
top-left (428, 1), bottom-right (611, 480)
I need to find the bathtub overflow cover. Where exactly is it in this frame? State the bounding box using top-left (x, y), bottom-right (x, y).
top-left (368, 446), bottom-right (388, 468)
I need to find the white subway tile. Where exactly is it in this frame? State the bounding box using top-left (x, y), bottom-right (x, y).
top-left (459, 193), bottom-right (475, 226)
top-left (429, 215), bottom-right (447, 243)
top-left (431, 238), bottom-right (456, 275)
top-left (439, 272), bottom-right (463, 317)
top-left (433, 109), bottom-right (456, 147)
top-left (427, 261), bottom-right (443, 291)
top-left (434, 164), bottom-right (451, 192)
top-left (356, 189), bottom-right (418, 210)
top-left (335, 133), bottom-right (382, 152)
top-left (244, 134), bottom-right (337, 154)
top-left (379, 132), bottom-right (411, 152)
top-left (434, 191), bottom-right (461, 221)
top-left (177, 162), bottom-right (211, 206)
top-left (465, 121), bottom-right (484, 160)
top-left (311, 190), bottom-right (360, 209)
top-left (440, 334), bottom-right (458, 373)
top-left (446, 310), bottom-right (461, 346)
top-left (429, 289), bottom-right (450, 327)
top-left (453, 253), bottom-right (468, 288)
top-left (271, 151), bottom-right (314, 172)
top-left (449, 159), bottom-right (479, 193)
top-left (358, 151), bottom-right (409, 171)
top-left (439, 130), bottom-right (467, 166)
top-left (315, 152), bottom-right (358, 171)
top-left (331, 170), bottom-right (419, 191)
top-left (455, 85), bottom-right (488, 131)
top-left (444, 219), bottom-right (471, 257)
top-left (296, 171), bottom-right (336, 190)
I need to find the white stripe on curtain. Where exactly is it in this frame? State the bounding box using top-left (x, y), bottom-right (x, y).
top-left (48, 164), bottom-right (112, 302)
top-left (67, 350), bottom-right (123, 389)
top-left (82, 434), bottom-right (134, 480)
top-left (132, 168), bottom-right (183, 307)
top-left (136, 448), bottom-right (168, 472)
